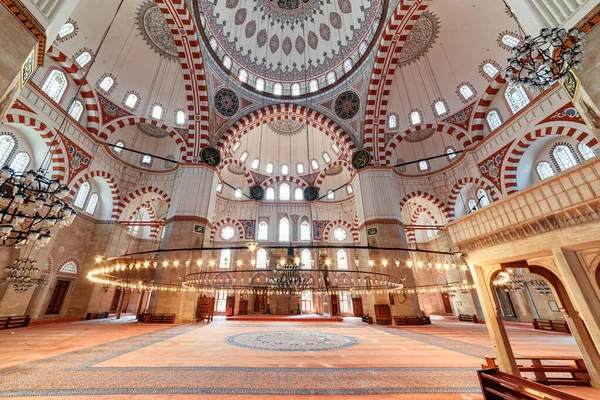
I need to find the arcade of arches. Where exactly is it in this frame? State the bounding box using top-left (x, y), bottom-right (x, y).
top-left (2, 0), bottom-right (600, 399)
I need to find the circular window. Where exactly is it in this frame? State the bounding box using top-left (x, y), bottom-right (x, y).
top-left (220, 226), bottom-right (235, 240)
top-left (333, 227), bottom-right (347, 241)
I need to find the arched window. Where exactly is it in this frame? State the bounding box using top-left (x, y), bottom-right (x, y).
top-left (58, 22), bottom-right (75, 38)
top-left (222, 55), bottom-right (232, 70)
top-left (59, 261), bottom-right (77, 275)
top-left (505, 84), bottom-right (529, 114)
top-left (434, 101), bottom-right (447, 116)
top-left (418, 160), bottom-right (429, 171)
top-left (98, 76), bottom-right (114, 92)
top-left (296, 163), bottom-right (305, 174)
top-left (266, 187), bottom-right (275, 200)
top-left (238, 69), bottom-right (248, 83)
top-left (279, 217), bottom-right (290, 242)
top-left (311, 159), bottom-right (319, 171)
top-left (333, 227), bottom-right (347, 241)
top-left (68, 99), bottom-right (84, 121)
top-left (326, 71), bottom-right (336, 85)
top-left (75, 51), bottom-right (92, 68)
top-left (279, 183), bottom-right (290, 201)
top-left (291, 83), bottom-right (300, 96)
top-left (124, 93), bottom-right (138, 109)
top-left (151, 104), bottom-right (163, 120)
top-left (337, 249), bottom-right (348, 269)
top-left (265, 162), bottom-right (274, 174)
top-left (459, 85), bottom-right (474, 101)
top-left (294, 187), bottom-right (303, 201)
top-left (0, 135), bottom-right (15, 166)
top-left (73, 182), bottom-right (90, 208)
top-left (552, 145), bottom-right (578, 171)
top-left (240, 151), bottom-right (249, 162)
top-left (477, 188), bottom-right (490, 207)
top-left (114, 141), bottom-right (124, 155)
top-left (346, 185), bottom-right (353, 194)
top-left (502, 34), bottom-right (520, 48)
top-left (331, 143), bottom-right (341, 154)
top-left (281, 164), bottom-right (289, 176)
top-left (446, 147), bottom-right (457, 160)
top-left (309, 79), bottom-right (318, 93)
top-left (209, 36), bottom-right (218, 50)
top-left (468, 199), bottom-right (478, 212)
top-left (175, 110), bottom-right (186, 125)
top-left (343, 59), bottom-right (353, 73)
top-left (327, 190), bottom-right (335, 200)
top-left (273, 83), bottom-right (282, 96)
top-left (578, 143), bottom-right (595, 160)
top-left (322, 152), bottom-right (331, 163)
top-left (85, 193), bottom-right (99, 214)
top-left (216, 183), bottom-right (223, 193)
top-left (42, 70), bottom-right (68, 102)
top-left (486, 110), bottom-right (502, 130)
top-left (141, 154), bottom-right (152, 165)
top-left (9, 152), bottom-right (30, 173)
top-left (256, 249), bottom-right (267, 269)
top-left (388, 114), bottom-right (397, 129)
top-left (255, 78), bottom-right (265, 92)
top-left (300, 221), bottom-right (310, 241)
top-left (257, 221), bottom-right (268, 241)
top-left (251, 158), bottom-right (260, 170)
top-left (536, 162), bottom-right (554, 180)
top-left (219, 249), bottom-right (231, 269)
top-left (410, 111), bottom-right (421, 125)
top-left (301, 249), bottom-right (312, 269)
top-left (220, 226), bottom-right (235, 240)
top-left (234, 188), bottom-right (242, 198)
top-left (483, 62), bottom-right (499, 79)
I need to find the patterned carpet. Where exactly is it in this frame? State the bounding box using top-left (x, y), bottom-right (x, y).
top-left (0, 322), bottom-right (484, 397)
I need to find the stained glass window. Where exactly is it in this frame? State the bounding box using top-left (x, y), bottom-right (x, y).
top-left (73, 182), bottom-right (90, 208)
top-left (42, 70), bottom-right (68, 102)
top-left (552, 145), bottom-right (577, 171)
top-left (536, 162), bottom-right (554, 180)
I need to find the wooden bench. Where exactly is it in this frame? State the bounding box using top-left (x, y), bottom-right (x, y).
top-left (459, 313), bottom-right (479, 323)
top-left (394, 315), bottom-right (432, 325)
top-left (362, 315), bottom-right (373, 324)
top-left (138, 313), bottom-right (176, 323)
top-left (483, 356), bottom-right (590, 386)
top-left (478, 368), bottom-right (583, 399)
top-left (532, 319), bottom-right (570, 334)
top-left (85, 312), bottom-right (109, 320)
top-left (0, 315), bottom-right (30, 330)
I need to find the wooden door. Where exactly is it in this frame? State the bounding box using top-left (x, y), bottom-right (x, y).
top-left (495, 288), bottom-right (518, 320)
top-left (254, 294), bottom-right (266, 312)
top-left (225, 296), bottom-right (235, 316)
top-left (46, 280), bottom-right (70, 315)
top-left (110, 288), bottom-right (121, 313)
top-left (121, 290), bottom-right (131, 313)
top-left (330, 294), bottom-right (339, 316)
top-left (352, 297), bottom-right (363, 317)
top-left (442, 293), bottom-right (453, 314)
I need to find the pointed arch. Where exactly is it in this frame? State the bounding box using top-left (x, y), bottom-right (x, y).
top-left (56, 257), bottom-right (81, 277)
top-left (314, 160), bottom-right (355, 190)
top-left (261, 175), bottom-right (308, 189)
top-left (210, 218), bottom-right (245, 241)
top-left (130, 200), bottom-right (160, 238)
top-left (69, 169), bottom-right (121, 220)
top-left (114, 186), bottom-right (172, 220)
top-left (218, 158), bottom-right (255, 187)
top-left (399, 191), bottom-right (451, 221)
top-left (323, 219), bottom-right (359, 243)
top-left (446, 177), bottom-right (500, 220)
top-left (470, 74), bottom-right (507, 142)
top-left (406, 205), bottom-right (440, 243)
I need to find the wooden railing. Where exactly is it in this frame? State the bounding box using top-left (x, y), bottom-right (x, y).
top-left (0, 315), bottom-right (31, 330)
top-left (478, 368), bottom-right (583, 399)
top-left (483, 356), bottom-right (590, 386)
top-left (532, 319), bottom-right (571, 334)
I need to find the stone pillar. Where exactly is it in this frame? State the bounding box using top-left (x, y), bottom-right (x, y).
top-left (148, 166), bottom-right (218, 322)
top-left (115, 289), bottom-right (124, 320)
top-left (135, 290), bottom-right (145, 318)
top-left (470, 265), bottom-right (520, 375)
top-left (552, 247), bottom-right (600, 352)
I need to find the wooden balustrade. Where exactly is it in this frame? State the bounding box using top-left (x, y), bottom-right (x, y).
top-left (482, 356), bottom-right (590, 386)
top-left (532, 319), bottom-right (571, 334)
top-left (478, 368), bottom-right (583, 399)
top-left (0, 315), bottom-right (30, 330)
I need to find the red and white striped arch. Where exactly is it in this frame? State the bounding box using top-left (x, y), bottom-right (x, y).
top-left (364, 0), bottom-right (430, 162)
top-left (383, 123), bottom-right (471, 164)
top-left (470, 74), bottom-right (507, 142)
top-left (46, 46), bottom-right (100, 135)
top-left (130, 200), bottom-right (160, 238)
top-left (155, 0), bottom-right (210, 159)
top-left (114, 185), bottom-right (172, 220)
top-left (503, 125), bottom-right (599, 195)
top-left (446, 177), bottom-right (500, 220)
top-left (210, 218), bottom-right (245, 242)
top-left (217, 104), bottom-right (357, 156)
top-left (3, 112), bottom-right (67, 182)
top-left (260, 175), bottom-right (308, 189)
top-left (323, 219), bottom-right (359, 243)
top-left (219, 158), bottom-right (255, 188)
top-left (69, 170), bottom-right (120, 219)
top-left (399, 190), bottom-right (451, 221)
top-left (406, 205), bottom-right (439, 244)
top-left (314, 160), bottom-right (355, 190)
top-left (99, 117), bottom-right (186, 154)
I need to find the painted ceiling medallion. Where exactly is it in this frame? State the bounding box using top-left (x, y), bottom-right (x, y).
top-left (214, 88), bottom-right (240, 117)
top-left (227, 163), bottom-right (246, 175)
top-left (136, 0), bottom-right (179, 62)
top-left (404, 127), bottom-right (436, 143)
top-left (137, 122), bottom-right (169, 138)
top-left (268, 119), bottom-right (306, 136)
top-left (397, 12), bottom-right (440, 68)
top-left (334, 91), bottom-right (361, 120)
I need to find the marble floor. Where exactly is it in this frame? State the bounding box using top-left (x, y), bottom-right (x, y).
top-left (0, 316), bottom-right (598, 399)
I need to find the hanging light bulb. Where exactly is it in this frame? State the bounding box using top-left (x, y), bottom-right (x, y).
top-left (354, 257), bottom-right (359, 267)
top-left (382, 258), bottom-right (388, 267)
top-left (406, 259), bottom-right (413, 268)
top-left (279, 257), bottom-right (285, 266)
top-left (162, 261), bottom-right (169, 268)
top-left (394, 259), bottom-right (400, 267)
top-left (209, 259), bottom-right (216, 267)
top-left (237, 258), bottom-right (243, 267)
top-left (325, 258), bottom-right (331, 266)
top-left (197, 259), bottom-right (203, 267)
top-left (250, 258), bottom-right (256, 267)
top-left (417, 261), bottom-right (424, 268)
top-left (368, 259), bottom-right (374, 267)
top-left (173, 260), bottom-right (180, 268)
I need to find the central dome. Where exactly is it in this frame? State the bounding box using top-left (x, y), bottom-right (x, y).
top-left (195, 0), bottom-right (385, 96)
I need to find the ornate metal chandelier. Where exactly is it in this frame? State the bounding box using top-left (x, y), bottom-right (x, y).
top-left (0, 167), bottom-right (75, 248)
top-left (0, 258), bottom-right (47, 292)
top-left (269, 263), bottom-right (313, 295)
top-left (504, 27), bottom-right (586, 90)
